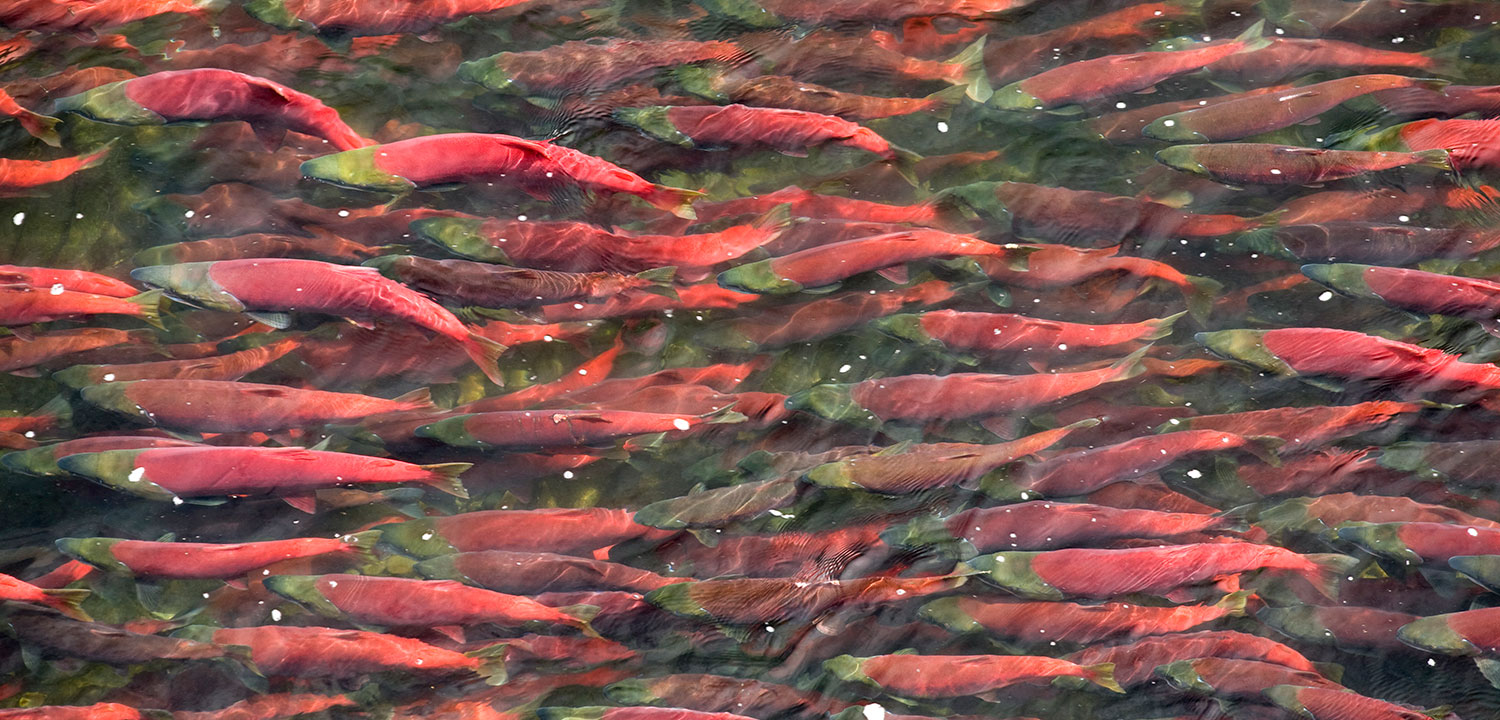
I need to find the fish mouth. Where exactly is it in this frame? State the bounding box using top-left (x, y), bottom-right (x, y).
top-left (410, 218), bottom-right (510, 264)
top-left (783, 384), bottom-right (874, 425)
top-left (1449, 555), bottom-right (1500, 593)
top-left (1154, 146), bottom-right (1211, 176)
top-left (988, 83), bottom-right (1043, 111)
top-left (2, 446), bottom-right (63, 476)
top-left (457, 58), bottom-right (518, 93)
top-left (263, 575), bottom-right (344, 618)
top-left (1300, 263), bottom-right (1376, 299)
top-left (55, 537), bottom-right (130, 573)
top-left (1395, 615), bottom-right (1478, 656)
top-left (53, 81), bottom-right (162, 125)
top-left (78, 383), bottom-right (151, 422)
top-left (374, 519), bottom-right (456, 559)
top-left (1194, 330), bottom-right (1294, 376)
top-left (716, 260), bottom-right (803, 295)
top-left (299, 148), bottom-right (415, 194)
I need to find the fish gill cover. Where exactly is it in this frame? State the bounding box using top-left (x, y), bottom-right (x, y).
top-left (1, 0), bottom-right (1500, 719)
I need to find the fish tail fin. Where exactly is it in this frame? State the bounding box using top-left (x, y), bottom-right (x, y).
top-left (1232, 18), bottom-right (1271, 52)
top-left (17, 109), bottom-right (61, 148)
top-left (1144, 311), bottom-right (1186, 341)
top-left (421, 462), bottom-right (472, 498)
top-left (341, 530), bottom-right (383, 564)
top-left (700, 403), bottom-right (749, 425)
top-left (644, 184), bottom-right (704, 219)
top-left (129, 288), bottom-right (166, 329)
top-left (1305, 553), bottom-right (1359, 599)
top-left (467, 642), bottom-right (511, 685)
top-left (945, 37), bottom-right (991, 102)
top-left (1086, 662), bottom-right (1124, 694)
top-left (883, 145), bottom-right (923, 187)
top-left (41, 587), bottom-right (91, 621)
top-left (393, 387), bottom-right (436, 410)
top-left (1109, 345), bottom-right (1151, 382)
top-left (635, 266), bottom-right (679, 298)
top-left (560, 603), bottom-right (603, 639)
top-left (1215, 589), bottom-right (1253, 617)
top-left (1416, 148), bottom-right (1455, 172)
top-left (1184, 275), bottom-right (1222, 322)
top-left (922, 85), bottom-right (970, 118)
top-left (78, 143), bottom-right (113, 170)
top-left (464, 332), bottom-right (509, 387)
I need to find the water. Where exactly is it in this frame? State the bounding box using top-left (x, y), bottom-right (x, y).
top-left (3, 1), bottom-right (1500, 719)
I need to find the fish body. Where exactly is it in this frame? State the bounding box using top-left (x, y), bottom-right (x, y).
top-left (876, 309), bottom-right (1177, 355)
top-left (366, 255), bottom-right (665, 309)
top-left (1264, 684), bottom-right (1443, 720)
top-left (246, 0), bottom-right (535, 33)
top-left (893, 502), bottom-right (1232, 556)
top-left (0, 572), bottom-right (89, 620)
top-left (1206, 37), bottom-right (1439, 85)
top-left (646, 575), bottom-right (962, 626)
top-left (0, 328), bottom-right (147, 374)
top-left (1016, 430), bottom-right (1270, 496)
top-left (920, 592), bottom-right (1248, 644)
top-left (51, 337), bottom-right (302, 386)
top-left (803, 423), bottom-right (1083, 494)
top-left (416, 408), bottom-right (741, 449)
top-left (1145, 75), bottom-right (1448, 142)
top-left (1259, 605), bottom-right (1418, 651)
top-left (378, 508), bottom-right (675, 558)
top-left (133, 229), bottom-right (385, 265)
top-left (459, 39), bottom-right (748, 96)
top-left (0, 284), bottom-right (158, 327)
top-left (718, 229), bottom-right (1006, 294)
top-left (1068, 630), bottom-right (1319, 688)
top-left (57, 531), bottom-right (378, 579)
top-left (825, 652), bottom-right (1121, 697)
top-left (210, 625), bottom-right (498, 678)
top-left (1156, 143), bottom-right (1451, 185)
top-left (78, 378), bottom-right (434, 432)
top-left (1158, 657), bottom-right (1342, 698)
top-left (617, 104), bottom-right (896, 159)
top-left (416, 550), bottom-right (684, 594)
top-left (1274, 223), bottom-right (1500, 264)
top-left (0, 265), bottom-right (136, 297)
top-left (264, 573), bottom-right (591, 631)
top-left (1305, 263), bottom-right (1500, 332)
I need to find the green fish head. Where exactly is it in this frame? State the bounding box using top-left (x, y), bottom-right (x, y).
top-left (803, 460), bottom-right (858, 489)
top-left (242, 0), bottom-right (307, 30)
top-left (131, 262), bottom-right (245, 313)
top-left (959, 551), bottom-right (1063, 600)
top-left (132, 197), bottom-right (194, 239)
top-left (1334, 522), bottom-right (1418, 563)
top-left (671, 65), bottom-right (731, 102)
top-left (1396, 615), bottom-right (1478, 656)
top-left (1154, 145), bottom-right (1212, 177)
top-left (1156, 660), bottom-right (1213, 694)
top-left (1301, 263), bottom-right (1378, 300)
top-left (1142, 115), bottom-right (1209, 142)
top-left (1, 445), bottom-right (64, 476)
top-left (1263, 685), bottom-right (1308, 715)
top-left (457, 57), bottom-right (520, 93)
top-left (411, 217), bottom-right (511, 264)
top-left (916, 596), bottom-right (980, 633)
top-left (783, 384), bottom-right (876, 426)
top-left (615, 106), bottom-right (695, 147)
top-left (631, 498), bottom-right (693, 530)
top-left (717, 260), bottom-right (803, 295)
top-left (376, 519), bottom-right (457, 559)
top-left (79, 383), bottom-right (152, 423)
top-left (1256, 606), bottom-right (1332, 645)
top-left (131, 245), bottom-right (180, 267)
top-left (603, 679), bottom-right (662, 706)
top-left (989, 82), bottom-right (1044, 111)
top-left (870, 313), bottom-right (936, 346)
top-left (59, 449), bottom-right (173, 500)
top-left (50, 365), bottom-right (101, 389)
top-left (53, 81), bottom-right (162, 125)
top-left (411, 554), bottom-right (465, 582)
top-left (55, 537), bottom-right (130, 573)
top-left (643, 581), bottom-right (711, 620)
top-left (1195, 330), bottom-right (1296, 376)
top-left (535, 707), bottom-right (608, 720)
top-left (1449, 555), bottom-right (1500, 593)
top-left (823, 655), bottom-right (872, 685)
top-left (414, 415), bottom-right (483, 449)
top-left (262, 575), bottom-right (344, 618)
top-left (300, 147), bottom-right (415, 194)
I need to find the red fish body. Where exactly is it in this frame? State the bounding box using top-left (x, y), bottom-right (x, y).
top-left (984, 181), bottom-right (1267, 246)
top-left (1156, 143), bottom-right (1451, 185)
top-left (417, 550), bottom-right (684, 595)
top-left (379, 508), bottom-right (677, 558)
top-left (300, 133), bottom-right (701, 218)
top-left (0, 265), bottom-right (136, 297)
top-left (904, 502), bottom-right (1232, 555)
top-left (0, 146), bottom-right (108, 190)
top-left (1165, 401), bottom-right (1420, 453)
top-left (921, 592), bottom-right (1247, 645)
top-left (416, 408), bottom-right (740, 449)
top-left (703, 280), bottom-right (956, 351)
top-left (0, 572), bottom-right (89, 620)
top-left (211, 625), bottom-right (495, 678)
top-left (1274, 223), bottom-right (1500, 264)
top-left (685, 185), bottom-right (945, 227)
top-left (1260, 605), bottom-right (1418, 651)
top-left (0, 0), bottom-right (206, 33)
top-left (1266, 684), bottom-right (1441, 720)
top-left (1158, 657), bottom-right (1342, 698)
top-left (1146, 75), bottom-right (1448, 143)
top-left (828, 653), bottom-right (1120, 697)
top-left (878, 308), bottom-right (1177, 356)
top-left (1381, 118), bottom-right (1500, 172)
top-left (0, 704), bottom-right (151, 720)
top-left (1206, 37), bottom-right (1439, 84)
top-left (133, 229), bottom-right (386, 265)
top-left (1068, 630), bottom-right (1319, 688)
top-left (646, 575), bottom-right (963, 626)
top-left (1305, 263), bottom-right (1500, 334)
top-left (57, 532), bottom-right (377, 579)
top-left (0, 284), bottom-right (158, 327)
top-left (0, 328), bottom-right (146, 374)
top-left (703, 75), bottom-right (958, 121)
top-left (264, 573), bottom-right (591, 631)
top-left (1090, 84), bottom-right (1297, 144)
top-left (1, 435), bottom-right (198, 477)
top-left (78, 378), bottom-right (434, 432)
top-left (52, 337), bottom-right (301, 386)
top-left (718, 229), bottom-right (1008, 294)
top-left (246, 0), bottom-right (537, 34)
top-left (57, 69), bottom-right (369, 150)
top-left (963, 244), bottom-right (1219, 319)
top-left (459, 39), bottom-right (748, 96)
top-left (1016, 430), bottom-right (1270, 496)
top-left (618, 104), bottom-right (896, 159)
top-left (368, 255), bottom-right (664, 309)
top-left (993, 33), bottom-right (1257, 110)
top-left (802, 424), bottom-right (1083, 494)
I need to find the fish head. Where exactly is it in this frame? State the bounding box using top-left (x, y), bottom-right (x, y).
top-left (262, 575), bottom-right (344, 618)
top-left (242, 0), bottom-right (307, 29)
top-left (1154, 145), bottom-right (1212, 177)
top-left (989, 82), bottom-right (1044, 112)
top-left (52, 81), bottom-right (163, 125)
top-left (716, 260), bottom-right (804, 295)
top-left (642, 581), bottom-right (712, 621)
top-left (1449, 555), bottom-right (1500, 593)
top-left (414, 415), bottom-right (483, 449)
top-left (603, 679), bottom-right (661, 706)
top-left (130, 262), bottom-right (245, 313)
top-left (1194, 330), bottom-right (1295, 376)
top-left (1334, 522), bottom-right (1418, 563)
top-left (58, 449), bottom-right (174, 500)
top-left (869, 314), bottom-right (936, 346)
top-left (376, 519), bottom-right (457, 559)
top-left (79, 382), bottom-right (153, 423)
top-left (535, 707), bottom-right (608, 720)
top-left (411, 218), bottom-right (511, 264)
top-left (631, 498), bottom-right (691, 530)
top-left (1396, 615), bottom-right (1478, 656)
top-left (1256, 606), bottom-right (1332, 644)
top-left (1, 445), bottom-right (63, 476)
top-left (916, 596), bottom-right (981, 632)
top-left (54, 537), bottom-right (130, 573)
top-left (958, 551), bottom-right (1063, 600)
top-left (1142, 115), bottom-right (1209, 142)
top-left (783, 384), bottom-right (877, 426)
top-left (822, 655), bottom-right (872, 685)
top-left (615, 107), bottom-right (696, 147)
top-left (411, 554), bottom-right (465, 582)
top-left (131, 245), bottom-right (180, 267)
top-left (1262, 685), bottom-right (1309, 715)
top-left (1300, 263), bottom-right (1378, 300)
top-left (299, 147), bottom-right (415, 194)
top-left (457, 58), bottom-right (520, 93)
top-left (803, 460), bottom-right (859, 489)
top-left (1156, 660), bottom-right (1214, 694)
top-left (49, 365), bottom-right (100, 389)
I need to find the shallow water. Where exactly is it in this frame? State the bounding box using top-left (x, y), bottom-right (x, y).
top-left (4, 1), bottom-right (1500, 719)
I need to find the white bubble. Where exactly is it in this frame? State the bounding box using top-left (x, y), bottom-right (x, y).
top-left (270, 608), bottom-right (282, 622)
top-left (11, 212), bottom-right (22, 226)
top-left (127, 466), bottom-right (146, 483)
top-left (672, 418), bottom-right (691, 431)
top-left (49, 283), bottom-right (64, 295)
top-left (936, 122), bottom-right (949, 133)
top-left (1318, 291), bottom-right (1333, 301)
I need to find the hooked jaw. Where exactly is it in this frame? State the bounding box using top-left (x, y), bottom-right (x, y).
top-left (300, 147), bottom-right (415, 194)
top-left (1396, 615), bottom-right (1478, 656)
top-left (55, 537), bottom-right (130, 573)
top-left (130, 262), bottom-right (245, 313)
top-left (57, 450), bottom-right (174, 501)
top-left (870, 314), bottom-right (936, 346)
top-left (988, 83), bottom-right (1044, 112)
top-left (803, 461), bottom-right (859, 489)
top-left (1300, 263), bottom-right (1378, 300)
top-left (616, 107), bottom-right (696, 148)
top-left (376, 519), bottom-right (457, 559)
top-left (1142, 116), bottom-right (1209, 143)
top-left (1154, 146), bottom-right (1212, 177)
top-left (414, 415), bottom-right (484, 449)
top-left (411, 218), bottom-right (512, 264)
top-left (263, 575), bottom-right (344, 618)
top-left (1, 445), bottom-right (64, 476)
top-left (1334, 522), bottom-right (1419, 563)
top-left (959, 551), bottom-right (1064, 600)
top-left (53, 81), bottom-right (163, 125)
top-left (783, 384), bottom-right (876, 426)
top-left (717, 260), bottom-right (803, 295)
top-left (457, 58), bottom-right (520, 94)
top-left (78, 383), bottom-right (152, 423)
top-left (1195, 330), bottom-right (1296, 377)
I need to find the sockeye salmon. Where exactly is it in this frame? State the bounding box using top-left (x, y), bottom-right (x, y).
top-left (56, 531), bottom-right (379, 579)
top-left (824, 652), bottom-right (1122, 697)
top-left (78, 378), bottom-right (435, 432)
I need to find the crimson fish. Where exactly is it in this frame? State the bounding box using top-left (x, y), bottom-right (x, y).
top-left (0, 284), bottom-right (160, 328)
top-left (920, 591), bottom-right (1249, 645)
top-left (56, 69), bottom-right (369, 151)
top-left (982, 2), bottom-right (1193, 84)
top-left (417, 407), bottom-right (743, 449)
top-left (79, 379), bottom-right (435, 432)
top-left (0, 0), bottom-right (207, 33)
top-left (1206, 37), bottom-right (1442, 85)
top-left (459, 39), bottom-right (749, 96)
top-left (0, 328), bottom-right (149, 375)
top-left (0, 87), bottom-right (58, 146)
top-left (0, 704), bottom-right (152, 720)
top-left (170, 693), bottom-right (356, 720)
top-left (51, 337), bottom-right (302, 387)
top-left (632, 476), bottom-right (800, 531)
top-left (4, 607), bottom-right (248, 667)
top-left (57, 445), bottom-right (471, 502)
top-left (210, 625), bottom-right (505, 680)
top-left (718, 229), bottom-right (1010, 294)
top-left (536, 709), bottom-right (754, 720)
top-left (1265, 685), bottom-right (1447, 720)
top-left (1012, 430), bottom-right (1276, 497)
top-left (0, 572), bottom-right (89, 620)
top-left (1156, 143), bottom-right (1452, 185)
top-left (378, 508), bottom-right (677, 559)
top-left (1158, 657), bottom-right (1343, 698)
top-left (245, 0), bottom-right (539, 34)
top-left (263, 574), bottom-right (596, 634)
top-left (801, 422), bottom-right (1088, 494)
top-left (1145, 75), bottom-right (1449, 142)
top-left (365, 255), bottom-right (674, 309)
top-left (677, 71), bottom-right (964, 121)
top-left (875, 309), bottom-right (1179, 357)
top-left (1259, 605), bottom-right (1419, 652)
top-left (1090, 84), bottom-right (1297, 144)
top-left (1160, 401), bottom-right (1421, 454)
top-left (1068, 630), bottom-right (1321, 688)
top-left (131, 258), bottom-right (507, 385)
top-left (623, 523), bottom-right (885, 579)
top-left (785, 347), bottom-right (1146, 425)
top-left (0, 265), bottom-right (136, 297)
top-left (990, 22), bottom-right (1265, 110)
top-left (824, 653), bottom-right (1121, 697)
top-left (1252, 493), bottom-right (1500, 537)
top-left (132, 229), bottom-right (388, 265)
top-left (57, 531), bottom-right (378, 579)
top-left (700, 279), bottom-right (959, 351)
top-left (1307, 263), bottom-right (1500, 335)
top-left (963, 543), bottom-right (1353, 599)
top-left (682, 185), bottom-right (947, 228)
top-left (416, 550), bottom-right (683, 595)
top-left (605, 674), bottom-right (848, 717)
top-left (645, 574), bottom-right (964, 626)
top-left (1, 435), bottom-right (198, 477)
top-left (616, 104), bottom-right (901, 161)
top-left (299, 133), bottom-right (701, 218)
top-left (1272, 223), bottom-right (1500, 264)
top-left (956, 245), bottom-right (1221, 320)
top-left (888, 502), bottom-right (1233, 556)
top-left (739, 32), bottom-right (990, 101)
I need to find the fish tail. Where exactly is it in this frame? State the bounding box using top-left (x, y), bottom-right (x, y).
top-left (128, 288), bottom-right (166, 329)
top-left (421, 462), bottom-right (472, 499)
top-left (945, 37), bottom-right (991, 102)
top-left (1416, 148), bottom-right (1455, 172)
top-left (1183, 275), bottom-right (1222, 322)
top-left (1108, 346), bottom-right (1151, 382)
top-left (1231, 18), bottom-right (1270, 52)
top-left (1144, 311), bottom-right (1187, 341)
top-left (559, 603), bottom-right (603, 639)
top-left (393, 387), bottom-right (437, 410)
top-left (16, 109), bottom-right (60, 148)
top-left (751, 202), bottom-right (794, 237)
top-left (922, 85), bottom-right (970, 118)
top-left (1085, 662), bottom-right (1124, 694)
top-left (1215, 589), bottom-right (1253, 617)
top-left (1304, 553), bottom-right (1359, 600)
top-left (699, 402), bottom-right (748, 426)
top-left (463, 332), bottom-right (510, 387)
top-left (340, 530), bottom-right (383, 564)
top-left (643, 183), bottom-right (704, 219)
top-left (883, 145), bottom-right (923, 187)
top-left (41, 587), bottom-right (91, 621)
top-left (467, 642), bottom-right (511, 685)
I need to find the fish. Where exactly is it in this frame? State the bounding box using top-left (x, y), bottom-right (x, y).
top-left (738, 32), bottom-right (991, 101)
top-left (1205, 37), bottom-right (1443, 85)
top-left (0, 265), bottom-right (137, 297)
top-left (718, 229), bottom-right (1012, 295)
top-left (1271, 223), bottom-right (1500, 264)
top-left (57, 531), bottom-right (379, 579)
top-left (131, 258), bottom-right (507, 385)
top-left (210, 625), bottom-right (506, 680)
top-left (1, 435), bottom-right (199, 477)
top-left (132, 229), bottom-right (389, 265)
top-left (299, 132), bottom-right (702, 218)
top-left (1157, 657), bottom-right (1344, 698)
top-left (415, 407), bottom-right (745, 449)
top-left (244, 0), bottom-right (540, 34)
top-left (78, 379), bottom-right (436, 432)
top-left (1159, 401), bottom-right (1422, 454)
top-left (0, 328), bottom-right (150, 375)
top-left (50, 337), bottom-right (302, 386)
top-left (874, 309), bottom-right (1180, 357)
top-left (920, 591), bottom-right (1250, 645)
top-left (645, 574), bottom-right (964, 627)
top-left (377, 508), bottom-right (677, 559)
top-left (605, 673), bottom-right (849, 717)
top-left (0, 572), bottom-right (89, 620)
top-left (1307, 262), bottom-right (1500, 333)
top-left (615, 104), bottom-right (902, 161)
top-left (458, 39), bottom-right (749, 97)
top-left (1264, 684), bottom-right (1449, 720)
top-left (0, 703), bottom-right (156, 720)
top-left (0, 0), bottom-right (209, 33)
top-left (700, 279), bottom-right (961, 351)
top-left (0, 284), bottom-right (160, 328)
top-left (263, 573), bottom-right (597, 634)
top-left (1010, 430), bottom-right (1278, 497)
top-left (56, 68), bottom-right (370, 150)
top-left (1144, 75), bottom-right (1449, 142)
top-left (415, 550), bottom-right (686, 594)
top-left (3, 607), bottom-right (247, 666)
top-left (365, 255), bottom-right (675, 309)
top-left (887, 502), bottom-right (1234, 557)
top-left (1068, 630), bottom-right (1322, 688)
top-left (1157, 143), bottom-right (1452, 185)
top-left (953, 244), bottom-right (1222, 320)
top-left (675, 71), bottom-right (965, 121)
top-left (1259, 605), bottom-right (1419, 651)
top-left (824, 652), bottom-right (1122, 697)
top-left (801, 422), bottom-right (1087, 494)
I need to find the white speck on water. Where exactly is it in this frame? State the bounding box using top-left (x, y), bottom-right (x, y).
top-left (11, 212), bottom-right (22, 225)
top-left (673, 418), bottom-right (691, 430)
top-left (1187, 469), bottom-right (1203, 479)
top-left (839, 364), bottom-right (852, 373)
top-left (49, 283), bottom-right (64, 295)
top-left (937, 122), bottom-right (949, 133)
top-left (74, 213), bottom-right (83, 219)
top-left (1318, 291), bottom-right (1333, 301)
top-left (183, 210), bottom-right (194, 218)
top-left (270, 609), bottom-right (282, 621)
top-left (127, 467), bottom-right (145, 483)
top-left (1115, 102), bottom-right (1127, 109)
top-left (563, 470), bottom-right (574, 479)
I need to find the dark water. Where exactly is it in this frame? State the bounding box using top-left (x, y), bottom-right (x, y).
top-left (4, 1), bottom-right (1500, 719)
